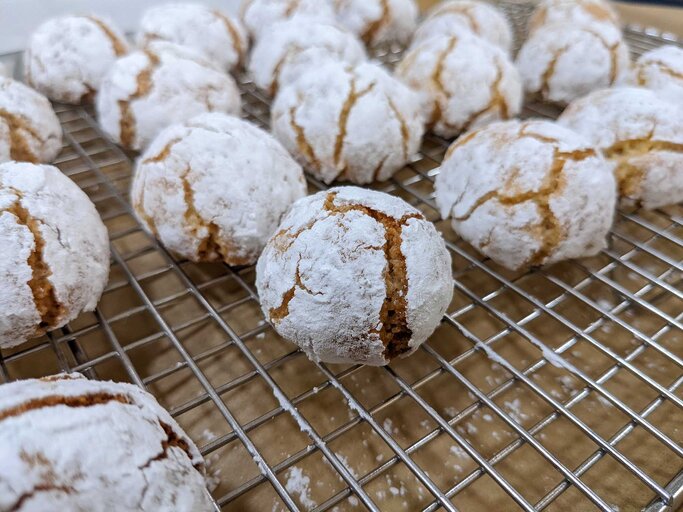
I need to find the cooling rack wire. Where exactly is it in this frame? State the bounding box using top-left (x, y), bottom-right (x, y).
top-left (1, 2), bottom-right (682, 511)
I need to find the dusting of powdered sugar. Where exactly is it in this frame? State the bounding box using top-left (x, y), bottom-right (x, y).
top-left (435, 119), bottom-right (617, 271)
top-left (241, 0), bottom-right (336, 40)
top-left (285, 466), bottom-right (317, 509)
top-left (0, 373), bottom-right (213, 511)
top-left (528, 0), bottom-right (620, 34)
top-left (333, 0), bottom-right (418, 47)
top-left (634, 45), bottom-right (683, 105)
top-left (0, 162), bottom-right (109, 348)
top-left (396, 33), bottom-right (522, 138)
top-left (271, 60), bottom-right (424, 184)
top-left (559, 87), bottom-right (683, 209)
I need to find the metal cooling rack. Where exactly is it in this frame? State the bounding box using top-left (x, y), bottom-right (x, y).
top-left (1, 3), bottom-right (683, 511)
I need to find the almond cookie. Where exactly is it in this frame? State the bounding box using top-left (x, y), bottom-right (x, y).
top-left (529, 0), bottom-right (620, 34)
top-left (132, 113), bottom-right (306, 265)
top-left (271, 60), bottom-right (424, 184)
top-left (0, 373), bottom-right (213, 511)
top-left (256, 186), bottom-right (453, 366)
top-left (634, 45), bottom-right (683, 104)
top-left (435, 120), bottom-right (616, 270)
top-left (248, 19), bottom-right (366, 96)
top-left (334, 0), bottom-right (419, 47)
top-left (559, 87), bottom-right (683, 209)
top-left (96, 41), bottom-right (241, 151)
top-left (0, 162), bottom-right (109, 348)
top-left (138, 3), bottom-right (248, 72)
top-left (516, 22), bottom-right (630, 105)
top-left (240, 0), bottom-right (336, 40)
top-left (412, 0), bottom-right (513, 55)
top-left (396, 34), bottom-right (522, 138)
top-left (25, 15), bottom-right (129, 104)
top-left (0, 77), bottom-right (62, 164)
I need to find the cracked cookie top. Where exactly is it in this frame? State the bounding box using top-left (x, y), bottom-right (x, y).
top-left (559, 87), bottom-right (683, 209)
top-left (0, 162), bottom-right (109, 348)
top-left (256, 186), bottom-right (453, 366)
top-left (271, 60), bottom-right (424, 185)
top-left (138, 4), bottom-right (248, 73)
top-left (0, 372), bottom-right (213, 512)
top-left (334, 0), bottom-right (419, 47)
top-left (435, 119), bottom-right (617, 270)
top-left (396, 33), bottom-right (522, 138)
top-left (634, 45), bottom-right (683, 105)
top-left (529, 0), bottom-right (620, 34)
top-left (25, 15), bottom-right (129, 105)
top-left (240, 0), bottom-right (336, 40)
top-left (0, 77), bottom-right (62, 164)
top-left (412, 0), bottom-right (513, 55)
top-left (516, 22), bottom-right (631, 106)
top-left (131, 112), bottom-right (307, 265)
top-left (96, 41), bottom-right (241, 151)
top-left (248, 19), bottom-right (366, 96)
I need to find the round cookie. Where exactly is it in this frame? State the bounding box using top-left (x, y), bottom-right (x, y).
top-left (412, 0), bottom-right (513, 55)
top-left (559, 87), bottom-right (683, 209)
top-left (248, 19), bottom-right (366, 96)
top-left (0, 373), bottom-right (213, 511)
top-left (516, 22), bottom-right (630, 105)
top-left (0, 162), bottom-right (109, 348)
top-left (435, 120), bottom-right (617, 270)
top-left (240, 0), bottom-right (336, 40)
top-left (256, 186), bottom-right (453, 366)
top-left (96, 41), bottom-right (241, 151)
top-left (396, 34), bottom-right (522, 138)
top-left (24, 15), bottom-right (129, 104)
top-left (138, 4), bottom-right (247, 72)
top-left (271, 60), bottom-right (424, 184)
top-left (529, 0), bottom-right (620, 34)
top-left (0, 77), bottom-right (62, 164)
top-left (634, 45), bottom-right (683, 104)
top-left (132, 113), bottom-right (307, 265)
top-left (334, 0), bottom-right (419, 47)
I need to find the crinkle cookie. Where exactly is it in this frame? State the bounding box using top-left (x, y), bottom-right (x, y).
top-left (412, 0), bottom-right (513, 54)
top-left (0, 77), bottom-right (62, 164)
top-left (24, 15), bottom-right (129, 104)
top-left (240, 0), bottom-right (336, 40)
top-left (256, 186), bottom-right (453, 366)
top-left (559, 87), bottom-right (683, 209)
top-left (138, 3), bottom-right (247, 72)
top-left (271, 61), bottom-right (424, 184)
top-left (248, 19), bottom-right (366, 96)
top-left (0, 162), bottom-right (109, 348)
top-left (334, 0), bottom-right (419, 46)
top-left (516, 22), bottom-right (630, 105)
top-left (0, 373), bottom-right (213, 512)
top-left (396, 34), bottom-right (522, 138)
top-left (96, 41), bottom-right (241, 151)
top-left (435, 120), bottom-right (616, 270)
top-left (529, 0), bottom-right (620, 34)
top-left (634, 45), bottom-right (683, 104)
top-left (132, 113), bottom-right (306, 265)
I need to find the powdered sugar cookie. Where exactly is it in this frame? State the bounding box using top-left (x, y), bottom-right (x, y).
top-left (516, 22), bottom-right (630, 105)
top-left (25, 15), bottom-right (128, 104)
top-left (435, 120), bottom-right (616, 270)
top-left (0, 77), bottom-right (62, 164)
top-left (334, 0), bottom-right (419, 46)
top-left (271, 61), bottom-right (424, 184)
top-left (248, 19), bottom-right (366, 96)
top-left (138, 4), bottom-right (247, 72)
top-left (412, 0), bottom-right (513, 54)
top-left (529, 0), bottom-right (620, 34)
top-left (0, 162), bottom-right (109, 348)
top-left (241, 0), bottom-right (336, 40)
top-left (96, 41), bottom-right (241, 151)
top-left (634, 45), bottom-right (683, 104)
top-left (396, 34), bottom-right (522, 138)
top-left (132, 113), bottom-right (306, 265)
top-left (0, 373), bottom-right (213, 511)
top-left (559, 87), bottom-right (683, 209)
top-left (256, 186), bottom-right (453, 365)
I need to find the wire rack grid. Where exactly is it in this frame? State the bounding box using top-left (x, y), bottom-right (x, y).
top-left (1, 3), bottom-right (682, 511)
